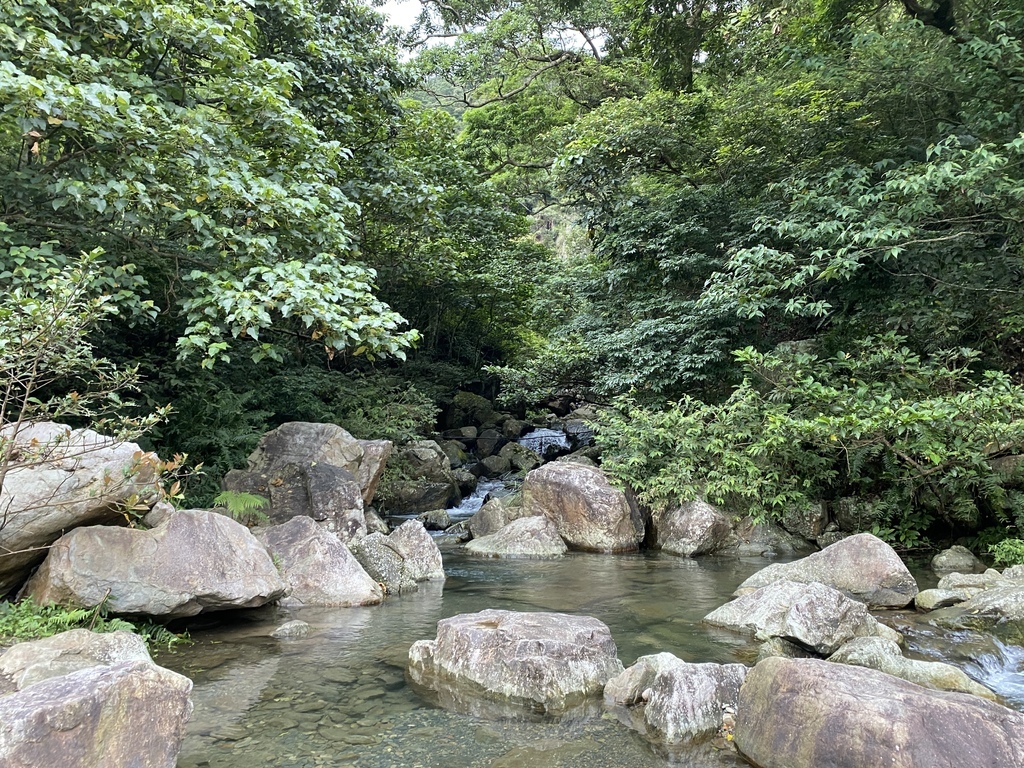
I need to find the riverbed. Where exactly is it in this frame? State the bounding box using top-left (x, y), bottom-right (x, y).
top-left (160, 548), bottom-right (1022, 768)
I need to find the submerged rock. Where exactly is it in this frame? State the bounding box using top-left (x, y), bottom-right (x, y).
top-left (23, 509), bottom-right (287, 618)
top-left (604, 652), bottom-right (746, 748)
top-left (465, 516), bottom-right (567, 559)
top-left (408, 609), bottom-right (623, 718)
top-left (828, 636), bottom-right (995, 699)
top-left (0, 660), bottom-right (192, 768)
top-left (734, 532), bottom-right (918, 608)
top-left (271, 620), bottom-right (311, 639)
top-left (522, 462), bottom-right (644, 553)
top-left (0, 422), bottom-right (161, 594)
top-left (255, 516), bottom-right (383, 607)
top-left (734, 657), bottom-right (1024, 768)
top-left (704, 580), bottom-right (901, 656)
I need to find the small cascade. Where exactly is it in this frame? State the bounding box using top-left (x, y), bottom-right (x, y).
top-left (515, 427), bottom-right (571, 459)
top-left (962, 638), bottom-right (1024, 706)
top-left (446, 478), bottom-right (508, 521)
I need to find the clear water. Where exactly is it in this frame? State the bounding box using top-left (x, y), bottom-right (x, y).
top-left (160, 551), bottom-right (1024, 768)
top-left (160, 550), bottom-right (767, 768)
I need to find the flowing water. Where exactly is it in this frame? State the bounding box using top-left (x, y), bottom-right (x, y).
top-left (160, 549), bottom-right (1024, 768)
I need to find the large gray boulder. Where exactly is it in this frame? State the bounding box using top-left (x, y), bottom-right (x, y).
top-left (734, 657), bottom-right (1024, 768)
top-left (0, 629), bottom-right (151, 693)
top-left (0, 422), bottom-right (160, 594)
top-left (734, 532), bottom-right (918, 608)
top-left (254, 516), bottom-right (383, 607)
top-left (604, 652), bottom-right (747, 748)
top-left (522, 462), bottom-right (644, 553)
top-left (827, 636), bottom-right (995, 699)
top-left (352, 520), bottom-right (444, 594)
top-left (23, 509), bottom-right (287, 618)
top-left (246, 421), bottom-right (363, 474)
top-left (465, 516), bottom-right (567, 559)
top-left (408, 609), bottom-right (623, 718)
top-left (651, 500), bottom-right (736, 556)
top-left (704, 580), bottom-right (901, 656)
top-left (0, 660), bottom-right (193, 768)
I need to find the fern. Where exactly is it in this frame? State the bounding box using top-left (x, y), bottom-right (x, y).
top-left (0, 599), bottom-right (188, 650)
top-left (213, 490), bottom-right (270, 524)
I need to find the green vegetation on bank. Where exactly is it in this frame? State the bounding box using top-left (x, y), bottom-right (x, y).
top-left (3, 0), bottom-right (1024, 550)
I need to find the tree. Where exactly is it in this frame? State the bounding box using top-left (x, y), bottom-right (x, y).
top-left (1, 0), bottom-right (417, 369)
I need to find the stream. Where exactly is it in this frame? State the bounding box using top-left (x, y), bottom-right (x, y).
top-left (159, 549), bottom-right (1024, 768)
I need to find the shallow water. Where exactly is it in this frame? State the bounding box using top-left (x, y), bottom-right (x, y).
top-left (161, 549), bottom-right (1024, 768)
top-left (161, 550), bottom-right (768, 768)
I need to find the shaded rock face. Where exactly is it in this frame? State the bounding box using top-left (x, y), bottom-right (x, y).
top-left (355, 440), bottom-right (392, 506)
top-left (932, 545), bottom-right (986, 576)
top-left (0, 630), bottom-right (151, 694)
top-left (0, 660), bottom-right (193, 768)
top-left (223, 422), bottom-right (371, 543)
top-left (729, 517), bottom-right (816, 558)
top-left (734, 533), bottom-right (918, 608)
top-left (479, 454), bottom-right (511, 477)
top-left (651, 500), bottom-right (735, 557)
top-left (447, 391), bottom-right (496, 430)
top-left (254, 516), bottom-right (382, 607)
top-left (381, 442), bottom-right (461, 514)
top-left (827, 636), bottom-right (995, 699)
top-left (522, 463), bottom-right (644, 553)
top-left (352, 520), bottom-right (444, 594)
top-left (780, 501), bottom-right (828, 542)
top-left (832, 496), bottom-right (884, 533)
top-left (604, 653), bottom-right (747, 748)
top-left (417, 508), bottom-right (452, 531)
top-left (704, 580), bottom-right (900, 656)
top-left (915, 588), bottom-right (966, 611)
top-left (498, 442), bottom-right (541, 472)
top-left (0, 422), bottom-right (160, 594)
top-left (408, 609), bottom-right (623, 718)
top-left (734, 657), bottom-right (1024, 768)
top-left (465, 516), bottom-right (567, 559)
top-left (24, 509), bottom-right (287, 618)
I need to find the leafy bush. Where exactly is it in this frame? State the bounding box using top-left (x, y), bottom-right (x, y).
top-left (991, 539), bottom-right (1024, 567)
top-left (597, 335), bottom-right (1024, 545)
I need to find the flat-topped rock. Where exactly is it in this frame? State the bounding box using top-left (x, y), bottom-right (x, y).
top-left (0, 630), bottom-right (151, 693)
top-left (465, 516), bottom-right (567, 558)
top-left (734, 533), bottom-right (918, 608)
top-left (408, 609), bottom-right (623, 718)
top-left (0, 660), bottom-right (193, 768)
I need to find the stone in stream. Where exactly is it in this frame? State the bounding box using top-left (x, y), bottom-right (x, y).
top-left (827, 636), bottom-right (996, 699)
top-left (23, 509), bottom-right (287, 618)
top-left (649, 500), bottom-right (736, 556)
top-left (498, 441), bottom-right (541, 472)
top-left (407, 609), bottom-right (623, 719)
top-left (465, 516), bottom-right (567, 559)
top-left (734, 657), bottom-right (1024, 768)
top-left (915, 588), bottom-right (966, 611)
top-left (703, 580), bottom-right (902, 656)
top-left (0, 422), bottom-right (162, 594)
top-left (0, 660), bottom-right (193, 768)
top-left (380, 441), bottom-right (461, 514)
top-left (467, 497), bottom-right (514, 539)
top-left (733, 532), bottom-right (918, 608)
top-left (352, 520), bottom-right (444, 594)
top-left (729, 516), bottom-right (817, 558)
top-left (931, 584), bottom-right (1024, 643)
top-left (0, 629), bottom-right (151, 693)
top-left (932, 545), bottom-right (986, 576)
top-left (521, 462), bottom-right (644, 553)
top-left (416, 508), bottom-right (452, 531)
top-left (478, 454), bottom-right (511, 477)
top-left (271, 620), bottom-right (311, 639)
top-left (254, 516), bottom-right (383, 607)
top-left (603, 652), bottom-right (747, 749)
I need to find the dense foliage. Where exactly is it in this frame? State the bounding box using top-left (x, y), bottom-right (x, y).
top-left (4, 0), bottom-right (1024, 549)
